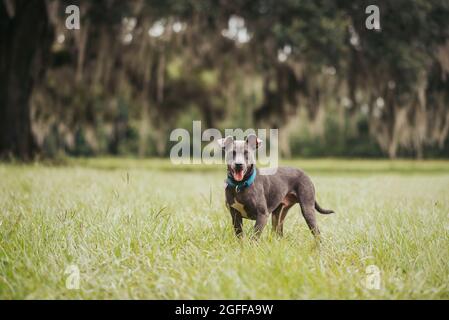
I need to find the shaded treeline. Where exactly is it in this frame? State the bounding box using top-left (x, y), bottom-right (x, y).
top-left (1, 0), bottom-right (449, 160)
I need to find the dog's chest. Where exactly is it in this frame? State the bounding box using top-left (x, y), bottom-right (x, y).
top-left (226, 195), bottom-right (256, 219)
top-left (230, 199), bottom-right (249, 218)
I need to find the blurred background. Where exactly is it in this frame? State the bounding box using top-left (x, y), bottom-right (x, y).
top-left (1, 0), bottom-right (449, 161)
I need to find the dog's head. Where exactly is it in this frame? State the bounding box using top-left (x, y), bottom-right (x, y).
top-left (217, 134), bottom-right (262, 181)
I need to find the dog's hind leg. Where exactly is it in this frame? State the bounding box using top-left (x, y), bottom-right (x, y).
top-left (271, 206), bottom-right (283, 237)
top-left (299, 202), bottom-right (320, 237)
top-left (272, 204), bottom-right (293, 237)
top-left (297, 185), bottom-right (320, 237)
top-left (253, 211), bottom-right (269, 239)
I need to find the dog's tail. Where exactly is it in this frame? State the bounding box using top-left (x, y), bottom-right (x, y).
top-left (315, 201), bottom-right (335, 214)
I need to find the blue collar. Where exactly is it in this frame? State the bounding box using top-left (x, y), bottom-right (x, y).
top-left (226, 168), bottom-right (257, 192)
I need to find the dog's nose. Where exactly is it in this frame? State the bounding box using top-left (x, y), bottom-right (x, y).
top-left (235, 163), bottom-right (243, 170)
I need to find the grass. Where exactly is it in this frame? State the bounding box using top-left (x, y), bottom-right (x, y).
top-left (0, 158), bottom-right (448, 299)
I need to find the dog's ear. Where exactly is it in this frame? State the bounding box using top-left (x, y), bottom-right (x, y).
top-left (217, 136), bottom-right (234, 149)
top-left (246, 134), bottom-right (262, 149)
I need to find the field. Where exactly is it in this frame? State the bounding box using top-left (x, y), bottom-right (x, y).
top-left (0, 158), bottom-right (448, 299)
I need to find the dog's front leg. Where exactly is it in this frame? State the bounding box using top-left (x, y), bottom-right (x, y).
top-left (253, 211), bottom-right (269, 239)
top-left (230, 208), bottom-right (243, 238)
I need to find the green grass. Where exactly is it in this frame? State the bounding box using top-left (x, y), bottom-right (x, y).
top-left (0, 158), bottom-right (448, 299)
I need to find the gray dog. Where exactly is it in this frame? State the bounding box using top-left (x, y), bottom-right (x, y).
top-left (218, 134), bottom-right (334, 239)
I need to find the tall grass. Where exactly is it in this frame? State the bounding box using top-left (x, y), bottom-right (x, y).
top-left (0, 159), bottom-right (448, 299)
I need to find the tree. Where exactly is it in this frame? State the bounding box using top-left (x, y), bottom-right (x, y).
top-left (0, 0), bottom-right (53, 160)
top-left (2, 0), bottom-right (448, 159)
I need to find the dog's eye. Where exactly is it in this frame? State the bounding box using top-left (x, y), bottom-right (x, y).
top-left (232, 151), bottom-right (236, 158)
top-left (244, 150), bottom-right (248, 158)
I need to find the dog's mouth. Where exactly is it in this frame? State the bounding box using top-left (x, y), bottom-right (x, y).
top-left (232, 168), bottom-right (245, 181)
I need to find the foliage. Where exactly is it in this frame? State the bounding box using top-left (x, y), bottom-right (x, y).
top-left (20, 0), bottom-right (449, 158)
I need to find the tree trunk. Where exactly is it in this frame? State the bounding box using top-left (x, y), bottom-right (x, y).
top-left (0, 0), bottom-right (53, 160)
top-left (138, 100), bottom-right (151, 158)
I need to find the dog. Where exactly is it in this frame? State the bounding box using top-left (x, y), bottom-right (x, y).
top-left (218, 134), bottom-right (334, 239)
